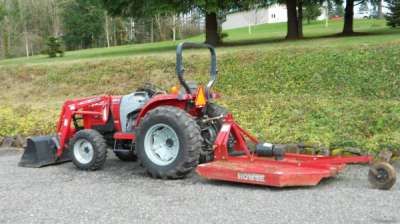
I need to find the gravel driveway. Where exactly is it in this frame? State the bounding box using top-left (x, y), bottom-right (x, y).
top-left (0, 148), bottom-right (399, 224)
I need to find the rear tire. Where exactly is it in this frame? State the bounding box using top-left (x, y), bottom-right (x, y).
top-left (206, 103), bottom-right (228, 128)
top-left (204, 102), bottom-right (238, 157)
top-left (136, 106), bottom-right (202, 179)
top-left (70, 129), bottom-right (108, 170)
top-left (199, 103), bottom-right (228, 163)
top-left (114, 151), bottom-right (137, 161)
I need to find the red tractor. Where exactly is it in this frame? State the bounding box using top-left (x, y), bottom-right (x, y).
top-left (19, 43), bottom-right (396, 189)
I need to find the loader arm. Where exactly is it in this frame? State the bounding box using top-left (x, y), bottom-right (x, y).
top-left (55, 96), bottom-right (111, 158)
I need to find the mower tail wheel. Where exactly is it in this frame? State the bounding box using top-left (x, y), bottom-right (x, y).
top-left (368, 161), bottom-right (396, 190)
top-left (136, 106), bottom-right (202, 179)
top-left (70, 129), bottom-right (108, 171)
top-left (114, 151), bottom-right (137, 161)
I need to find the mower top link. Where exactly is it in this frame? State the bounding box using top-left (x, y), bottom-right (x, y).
top-left (19, 42), bottom-right (396, 190)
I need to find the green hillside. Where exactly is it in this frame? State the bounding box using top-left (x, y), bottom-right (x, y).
top-left (0, 19), bottom-right (398, 66)
top-left (1, 19), bottom-right (400, 153)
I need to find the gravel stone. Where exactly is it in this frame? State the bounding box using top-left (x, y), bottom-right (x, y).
top-left (0, 149), bottom-right (399, 224)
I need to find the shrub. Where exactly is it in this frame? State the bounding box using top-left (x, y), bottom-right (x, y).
top-left (46, 37), bottom-right (65, 58)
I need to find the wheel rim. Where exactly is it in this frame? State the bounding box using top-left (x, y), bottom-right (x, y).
top-left (376, 168), bottom-right (389, 183)
top-left (73, 139), bottom-right (94, 164)
top-left (144, 123), bottom-right (180, 166)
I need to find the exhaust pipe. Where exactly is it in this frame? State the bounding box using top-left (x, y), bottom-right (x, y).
top-left (18, 136), bottom-right (71, 168)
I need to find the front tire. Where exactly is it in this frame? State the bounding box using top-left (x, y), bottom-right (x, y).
top-left (70, 129), bottom-right (108, 170)
top-left (136, 106), bottom-right (202, 179)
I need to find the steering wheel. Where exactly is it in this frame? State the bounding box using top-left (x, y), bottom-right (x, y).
top-left (136, 83), bottom-right (166, 97)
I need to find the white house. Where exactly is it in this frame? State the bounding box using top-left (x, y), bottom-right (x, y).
top-left (222, 2), bottom-right (384, 30)
top-left (222, 4), bottom-right (329, 30)
top-left (222, 5), bottom-right (288, 30)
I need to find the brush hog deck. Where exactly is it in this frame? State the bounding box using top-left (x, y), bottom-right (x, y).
top-left (197, 154), bottom-right (371, 187)
top-left (196, 114), bottom-right (372, 187)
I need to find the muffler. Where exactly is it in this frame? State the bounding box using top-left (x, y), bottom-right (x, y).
top-left (18, 136), bottom-right (71, 168)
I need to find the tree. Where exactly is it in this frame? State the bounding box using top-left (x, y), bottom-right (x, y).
top-left (17, 0), bottom-right (32, 57)
top-left (102, 0), bottom-right (260, 46)
top-left (62, 0), bottom-right (106, 49)
top-left (386, 0), bottom-right (400, 27)
top-left (342, 0), bottom-right (354, 34)
top-left (298, 0), bottom-right (304, 38)
top-left (1, 0), bottom-right (136, 59)
top-left (0, 2), bottom-right (5, 58)
top-left (304, 2), bottom-right (322, 23)
top-left (46, 36), bottom-right (64, 58)
top-left (377, 0), bottom-right (383, 18)
top-left (342, 0), bottom-right (377, 35)
top-left (282, 0), bottom-right (325, 39)
top-left (285, 0), bottom-right (300, 39)
top-left (335, 1), bottom-right (345, 16)
top-left (103, 0), bottom-right (190, 42)
top-left (0, 0), bottom-right (14, 58)
top-left (358, 0), bottom-right (369, 14)
top-left (277, 0), bottom-right (322, 39)
top-left (0, 2), bottom-right (4, 20)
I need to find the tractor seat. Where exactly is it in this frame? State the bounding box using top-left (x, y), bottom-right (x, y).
top-left (119, 91), bottom-right (149, 132)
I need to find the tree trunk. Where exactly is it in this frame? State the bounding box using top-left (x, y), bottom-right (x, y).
top-left (378, 0), bottom-right (383, 19)
top-left (248, 22), bottom-right (252, 35)
top-left (105, 12), bottom-right (110, 48)
top-left (324, 6), bottom-right (329, 27)
top-left (18, 0), bottom-right (30, 57)
top-left (50, 0), bottom-right (60, 36)
top-left (112, 18), bottom-right (117, 46)
top-left (129, 18), bottom-right (135, 42)
top-left (155, 14), bottom-right (166, 41)
top-left (22, 20), bottom-right (30, 57)
top-left (342, 0), bottom-right (354, 35)
top-left (297, 0), bottom-right (303, 38)
top-left (150, 17), bottom-right (154, 43)
top-left (29, 39), bottom-right (33, 56)
top-left (2, 31), bottom-right (9, 58)
top-left (286, 0), bottom-right (299, 39)
top-left (24, 30), bottom-right (29, 57)
top-left (205, 12), bottom-right (220, 46)
top-left (172, 14), bottom-right (176, 41)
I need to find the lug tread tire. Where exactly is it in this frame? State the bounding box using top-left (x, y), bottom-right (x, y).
top-left (206, 103), bottom-right (227, 123)
top-left (136, 106), bottom-right (202, 179)
top-left (70, 129), bottom-right (108, 171)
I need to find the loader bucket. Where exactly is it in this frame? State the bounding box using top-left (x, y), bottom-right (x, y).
top-left (18, 136), bottom-right (71, 168)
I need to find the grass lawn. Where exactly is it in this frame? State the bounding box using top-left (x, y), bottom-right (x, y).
top-left (0, 19), bottom-right (398, 66)
top-left (1, 19), bottom-right (400, 153)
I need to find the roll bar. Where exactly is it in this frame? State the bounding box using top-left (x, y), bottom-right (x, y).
top-left (176, 42), bottom-right (217, 98)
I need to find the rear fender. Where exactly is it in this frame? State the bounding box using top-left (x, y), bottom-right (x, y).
top-left (134, 94), bottom-right (196, 127)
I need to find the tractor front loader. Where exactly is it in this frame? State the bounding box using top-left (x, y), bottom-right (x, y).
top-left (19, 42), bottom-right (396, 190)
